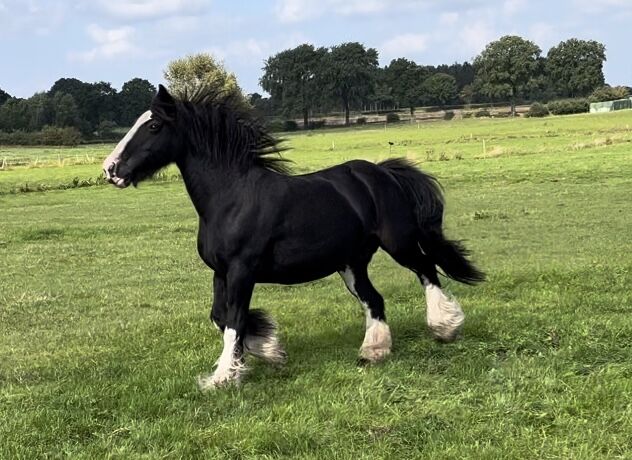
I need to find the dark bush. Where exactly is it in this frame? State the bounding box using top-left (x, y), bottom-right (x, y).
top-left (283, 120), bottom-right (299, 131)
top-left (526, 102), bottom-right (549, 118)
top-left (0, 126), bottom-right (81, 146)
top-left (265, 119), bottom-right (285, 132)
top-left (589, 85), bottom-right (630, 103)
top-left (462, 111), bottom-right (473, 119)
top-left (386, 112), bottom-right (400, 123)
top-left (356, 117), bottom-right (367, 125)
top-left (547, 98), bottom-right (589, 115)
top-left (475, 109), bottom-right (490, 118)
top-left (443, 111), bottom-right (455, 121)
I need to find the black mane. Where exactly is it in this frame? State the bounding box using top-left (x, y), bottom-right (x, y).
top-left (174, 88), bottom-right (290, 174)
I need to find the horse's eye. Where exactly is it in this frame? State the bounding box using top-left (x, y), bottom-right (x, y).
top-left (149, 122), bottom-right (161, 131)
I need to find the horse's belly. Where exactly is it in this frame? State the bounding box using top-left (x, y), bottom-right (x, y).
top-left (255, 238), bottom-right (354, 284)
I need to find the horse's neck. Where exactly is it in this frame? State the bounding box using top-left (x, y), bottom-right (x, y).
top-left (176, 153), bottom-right (263, 222)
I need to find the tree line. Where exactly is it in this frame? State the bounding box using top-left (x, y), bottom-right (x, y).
top-left (256, 36), bottom-right (617, 125)
top-left (0, 34), bottom-right (628, 144)
top-left (0, 78), bottom-right (156, 144)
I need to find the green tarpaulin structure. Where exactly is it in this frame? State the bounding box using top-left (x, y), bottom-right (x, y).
top-left (590, 98), bottom-right (632, 113)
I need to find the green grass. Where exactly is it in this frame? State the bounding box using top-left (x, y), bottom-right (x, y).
top-left (1, 112), bottom-right (631, 458)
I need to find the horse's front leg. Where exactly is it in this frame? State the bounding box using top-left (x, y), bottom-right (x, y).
top-left (198, 265), bottom-right (254, 390)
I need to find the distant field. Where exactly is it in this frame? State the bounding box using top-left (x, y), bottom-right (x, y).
top-left (1, 112), bottom-right (631, 458)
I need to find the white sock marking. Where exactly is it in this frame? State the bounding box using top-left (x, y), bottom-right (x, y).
top-left (197, 328), bottom-right (245, 391)
top-left (422, 276), bottom-right (464, 342)
top-left (339, 267), bottom-right (392, 362)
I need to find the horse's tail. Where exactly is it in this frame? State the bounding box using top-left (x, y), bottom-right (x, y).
top-left (378, 158), bottom-right (485, 285)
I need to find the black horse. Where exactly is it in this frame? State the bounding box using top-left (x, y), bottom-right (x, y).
top-left (103, 85), bottom-right (484, 389)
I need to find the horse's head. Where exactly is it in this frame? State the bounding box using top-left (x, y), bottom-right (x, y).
top-left (103, 85), bottom-right (178, 188)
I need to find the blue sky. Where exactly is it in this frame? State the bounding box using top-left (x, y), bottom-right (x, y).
top-left (1, 0), bottom-right (630, 98)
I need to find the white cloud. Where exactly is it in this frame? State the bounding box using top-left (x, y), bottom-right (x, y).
top-left (503, 0), bottom-right (526, 16)
top-left (381, 33), bottom-right (428, 60)
top-left (573, 0), bottom-right (628, 9)
top-left (68, 25), bottom-right (138, 63)
top-left (334, 0), bottom-right (385, 15)
top-left (96, 0), bottom-right (209, 20)
top-left (529, 22), bottom-right (556, 48)
top-left (276, 0), bottom-right (403, 23)
top-left (0, 0), bottom-right (64, 36)
top-left (439, 11), bottom-right (459, 26)
top-left (208, 39), bottom-right (271, 63)
top-left (276, 0), bottom-right (319, 23)
top-left (458, 20), bottom-right (496, 56)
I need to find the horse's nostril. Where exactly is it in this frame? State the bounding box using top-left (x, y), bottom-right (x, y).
top-left (107, 163), bottom-right (116, 175)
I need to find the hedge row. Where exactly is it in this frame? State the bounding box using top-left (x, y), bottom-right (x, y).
top-left (525, 98), bottom-right (590, 117)
top-left (0, 126), bottom-right (82, 146)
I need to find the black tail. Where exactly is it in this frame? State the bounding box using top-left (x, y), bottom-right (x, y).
top-left (379, 158), bottom-right (485, 285)
top-left (419, 230), bottom-right (485, 285)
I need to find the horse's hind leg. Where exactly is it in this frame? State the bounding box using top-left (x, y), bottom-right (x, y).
top-left (339, 264), bottom-right (392, 363)
top-left (384, 240), bottom-right (465, 342)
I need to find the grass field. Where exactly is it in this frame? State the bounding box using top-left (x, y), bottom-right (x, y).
top-left (1, 112), bottom-right (631, 458)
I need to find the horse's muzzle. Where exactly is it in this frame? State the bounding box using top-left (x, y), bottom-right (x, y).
top-left (103, 162), bottom-right (130, 188)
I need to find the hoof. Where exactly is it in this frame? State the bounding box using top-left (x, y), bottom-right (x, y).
top-left (359, 345), bottom-right (391, 363)
top-left (428, 323), bottom-right (462, 343)
top-left (196, 371), bottom-right (241, 391)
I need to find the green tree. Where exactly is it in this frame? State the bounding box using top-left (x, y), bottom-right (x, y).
top-left (369, 67), bottom-right (395, 112)
top-left (164, 53), bottom-right (243, 100)
top-left (436, 62), bottom-right (475, 91)
top-left (0, 87), bottom-right (11, 106)
top-left (421, 73), bottom-right (458, 106)
top-left (261, 44), bottom-right (327, 128)
top-left (0, 98), bottom-right (29, 131)
top-left (52, 93), bottom-right (80, 127)
top-left (384, 58), bottom-right (428, 115)
top-left (474, 35), bottom-right (542, 116)
top-left (26, 92), bottom-right (53, 131)
top-left (118, 78), bottom-right (156, 126)
top-left (546, 39), bottom-right (606, 97)
top-left (49, 78), bottom-right (118, 133)
top-left (325, 42), bottom-right (379, 125)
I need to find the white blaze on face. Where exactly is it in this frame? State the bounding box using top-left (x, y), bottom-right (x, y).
top-left (102, 110), bottom-right (152, 185)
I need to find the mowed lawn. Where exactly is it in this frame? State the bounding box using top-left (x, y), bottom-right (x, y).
top-left (1, 112), bottom-right (631, 459)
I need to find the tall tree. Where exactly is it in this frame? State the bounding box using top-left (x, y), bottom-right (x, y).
top-left (261, 44), bottom-right (327, 128)
top-left (369, 67), bottom-right (395, 112)
top-left (26, 92), bottom-right (53, 131)
top-left (325, 42), bottom-right (379, 125)
top-left (48, 78), bottom-right (118, 133)
top-left (0, 98), bottom-right (29, 131)
top-left (474, 35), bottom-right (542, 116)
top-left (118, 78), bottom-right (156, 126)
top-left (436, 62), bottom-right (475, 91)
top-left (384, 58), bottom-right (428, 115)
top-left (546, 39), bottom-right (606, 98)
top-left (52, 93), bottom-right (80, 127)
top-left (0, 88), bottom-right (11, 106)
top-left (421, 73), bottom-right (458, 106)
top-left (164, 53), bottom-right (243, 101)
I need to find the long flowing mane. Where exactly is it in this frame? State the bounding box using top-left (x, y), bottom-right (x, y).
top-left (174, 88), bottom-right (290, 174)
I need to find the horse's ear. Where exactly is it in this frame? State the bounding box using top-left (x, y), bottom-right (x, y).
top-left (152, 84), bottom-right (176, 120)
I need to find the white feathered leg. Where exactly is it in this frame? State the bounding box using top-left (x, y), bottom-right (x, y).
top-left (423, 276), bottom-right (464, 342)
top-left (197, 328), bottom-right (246, 391)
